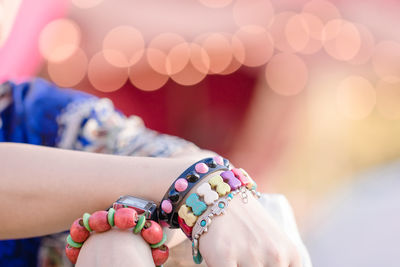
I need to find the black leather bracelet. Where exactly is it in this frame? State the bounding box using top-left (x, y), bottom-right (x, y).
top-left (158, 156), bottom-right (230, 228)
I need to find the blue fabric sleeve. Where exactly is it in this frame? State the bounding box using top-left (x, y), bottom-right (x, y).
top-left (0, 78), bottom-right (93, 145)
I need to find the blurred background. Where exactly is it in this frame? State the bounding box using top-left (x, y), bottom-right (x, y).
top-left (2, 0), bottom-right (400, 266)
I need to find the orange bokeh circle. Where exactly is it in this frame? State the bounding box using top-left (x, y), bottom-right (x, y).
top-left (197, 33), bottom-right (233, 74)
top-left (147, 33), bottom-right (189, 75)
top-left (102, 26), bottom-right (145, 68)
top-left (88, 51), bottom-right (129, 92)
top-left (348, 23), bottom-right (375, 65)
top-left (233, 25), bottom-right (274, 67)
top-left (322, 19), bottom-right (361, 61)
top-left (265, 53), bottom-right (308, 96)
top-left (47, 48), bottom-right (87, 88)
top-left (302, 0), bottom-right (341, 24)
top-left (39, 19), bottom-right (81, 62)
top-left (129, 50), bottom-right (169, 91)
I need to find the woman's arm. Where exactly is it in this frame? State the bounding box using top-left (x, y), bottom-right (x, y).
top-left (0, 142), bottom-right (208, 239)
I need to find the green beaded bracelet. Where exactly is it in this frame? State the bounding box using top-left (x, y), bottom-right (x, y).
top-left (83, 213), bottom-right (92, 232)
top-left (133, 215), bottom-right (146, 234)
top-left (150, 232), bottom-right (167, 248)
top-left (67, 234), bottom-right (83, 248)
top-left (107, 208), bottom-right (116, 227)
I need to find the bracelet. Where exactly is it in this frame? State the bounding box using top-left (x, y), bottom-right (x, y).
top-left (158, 156), bottom-right (230, 228)
top-left (191, 187), bottom-right (257, 264)
top-left (173, 166), bottom-right (261, 264)
top-left (176, 167), bottom-right (260, 238)
top-left (65, 207), bottom-right (169, 266)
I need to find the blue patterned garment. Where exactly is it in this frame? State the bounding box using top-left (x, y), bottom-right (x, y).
top-left (0, 78), bottom-right (197, 266)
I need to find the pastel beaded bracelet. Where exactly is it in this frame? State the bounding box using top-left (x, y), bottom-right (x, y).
top-left (65, 207), bottom-right (169, 266)
top-left (158, 156), bottom-right (230, 228)
top-left (176, 167), bottom-right (261, 240)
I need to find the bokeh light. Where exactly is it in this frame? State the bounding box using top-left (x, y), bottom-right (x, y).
top-left (71, 0), bottom-right (104, 9)
top-left (336, 76), bottom-right (376, 120)
top-left (372, 41), bottom-right (400, 83)
top-left (39, 19), bottom-right (81, 62)
top-left (147, 33), bottom-right (189, 75)
top-left (285, 14), bottom-right (311, 52)
top-left (322, 19), bottom-right (361, 61)
top-left (265, 53), bottom-right (308, 96)
top-left (198, 33), bottom-right (233, 74)
top-left (88, 51), bottom-right (129, 92)
top-left (129, 50), bottom-right (169, 91)
top-left (348, 24), bottom-right (375, 65)
top-left (102, 26), bottom-right (144, 68)
top-left (189, 43), bottom-right (210, 74)
top-left (233, 25), bottom-right (274, 67)
top-left (302, 0), bottom-right (341, 24)
top-left (170, 62), bottom-right (207, 86)
top-left (219, 34), bottom-right (246, 75)
top-left (47, 48), bottom-right (87, 88)
top-left (218, 57), bottom-right (243, 75)
top-left (233, 0), bottom-right (274, 28)
top-left (170, 44), bottom-right (209, 86)
top-left (376, 79), bottom-right (400, 120)
top-left (295, 13), bottom-right (324, 55)
top-left (198, 0), bottom-right (233, 8)
top-left (269, 12), bottom-right (296, 53)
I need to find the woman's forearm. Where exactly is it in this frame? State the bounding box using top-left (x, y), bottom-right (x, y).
top-left (0, 142), bottom-right (209, 239)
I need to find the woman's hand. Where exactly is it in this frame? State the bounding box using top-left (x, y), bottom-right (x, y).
top-left (76, 229), bottom-right (155, 267)
top-left (199, 193), bottom-right (302, 267)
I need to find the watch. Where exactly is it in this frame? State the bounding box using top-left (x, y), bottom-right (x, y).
top-left (112, 195), bottom-right (158, 221)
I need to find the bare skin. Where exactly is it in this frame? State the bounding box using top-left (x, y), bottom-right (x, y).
top-left (0, 142), bottom-right (302, 266)
top-left (0, 142), bottom-right (210, 238)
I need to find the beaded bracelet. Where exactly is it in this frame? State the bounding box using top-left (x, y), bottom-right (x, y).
top-left (173, 167), bottom-right (261, 264)
top-left (65, 207), bottom-right (169, 266)
top-left (191, 187), bottom-right (257, 264)
top-left (158, 156), bottom-right (230, 228)
top-left (176, 167), bottom-right (260, 239)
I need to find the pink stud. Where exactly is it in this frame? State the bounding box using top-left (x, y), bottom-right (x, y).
top-left (195, 163), bottom-right (209, 174)
top-left (175, 178), bottom-right (188, 192)
top-left (232, 168), bottom-right (250, 186)
top-left (213, 156), bottom-right (224, 165)
top-left (161, 200), bottom-right (173, 214)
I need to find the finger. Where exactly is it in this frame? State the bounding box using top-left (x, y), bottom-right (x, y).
top-left (238, 258), bottom-right (263, 267)
top-left (289, 248), bottom-right (303, 267)
top-left (263, 246), bottom-right (291, 267)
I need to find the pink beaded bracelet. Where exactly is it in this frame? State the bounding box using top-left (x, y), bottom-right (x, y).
top-left (65, 207), bottom-right (169, 266)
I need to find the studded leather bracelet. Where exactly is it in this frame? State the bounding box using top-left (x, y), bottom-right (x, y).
top-left (158, 156), bottom-right (230, 228)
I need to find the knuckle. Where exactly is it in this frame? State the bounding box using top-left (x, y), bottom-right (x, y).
top-left (268, 245), bottom-right (285, 266)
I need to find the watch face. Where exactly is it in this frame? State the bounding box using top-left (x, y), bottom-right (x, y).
top-left (113, 196), bottom-right (158, 220)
